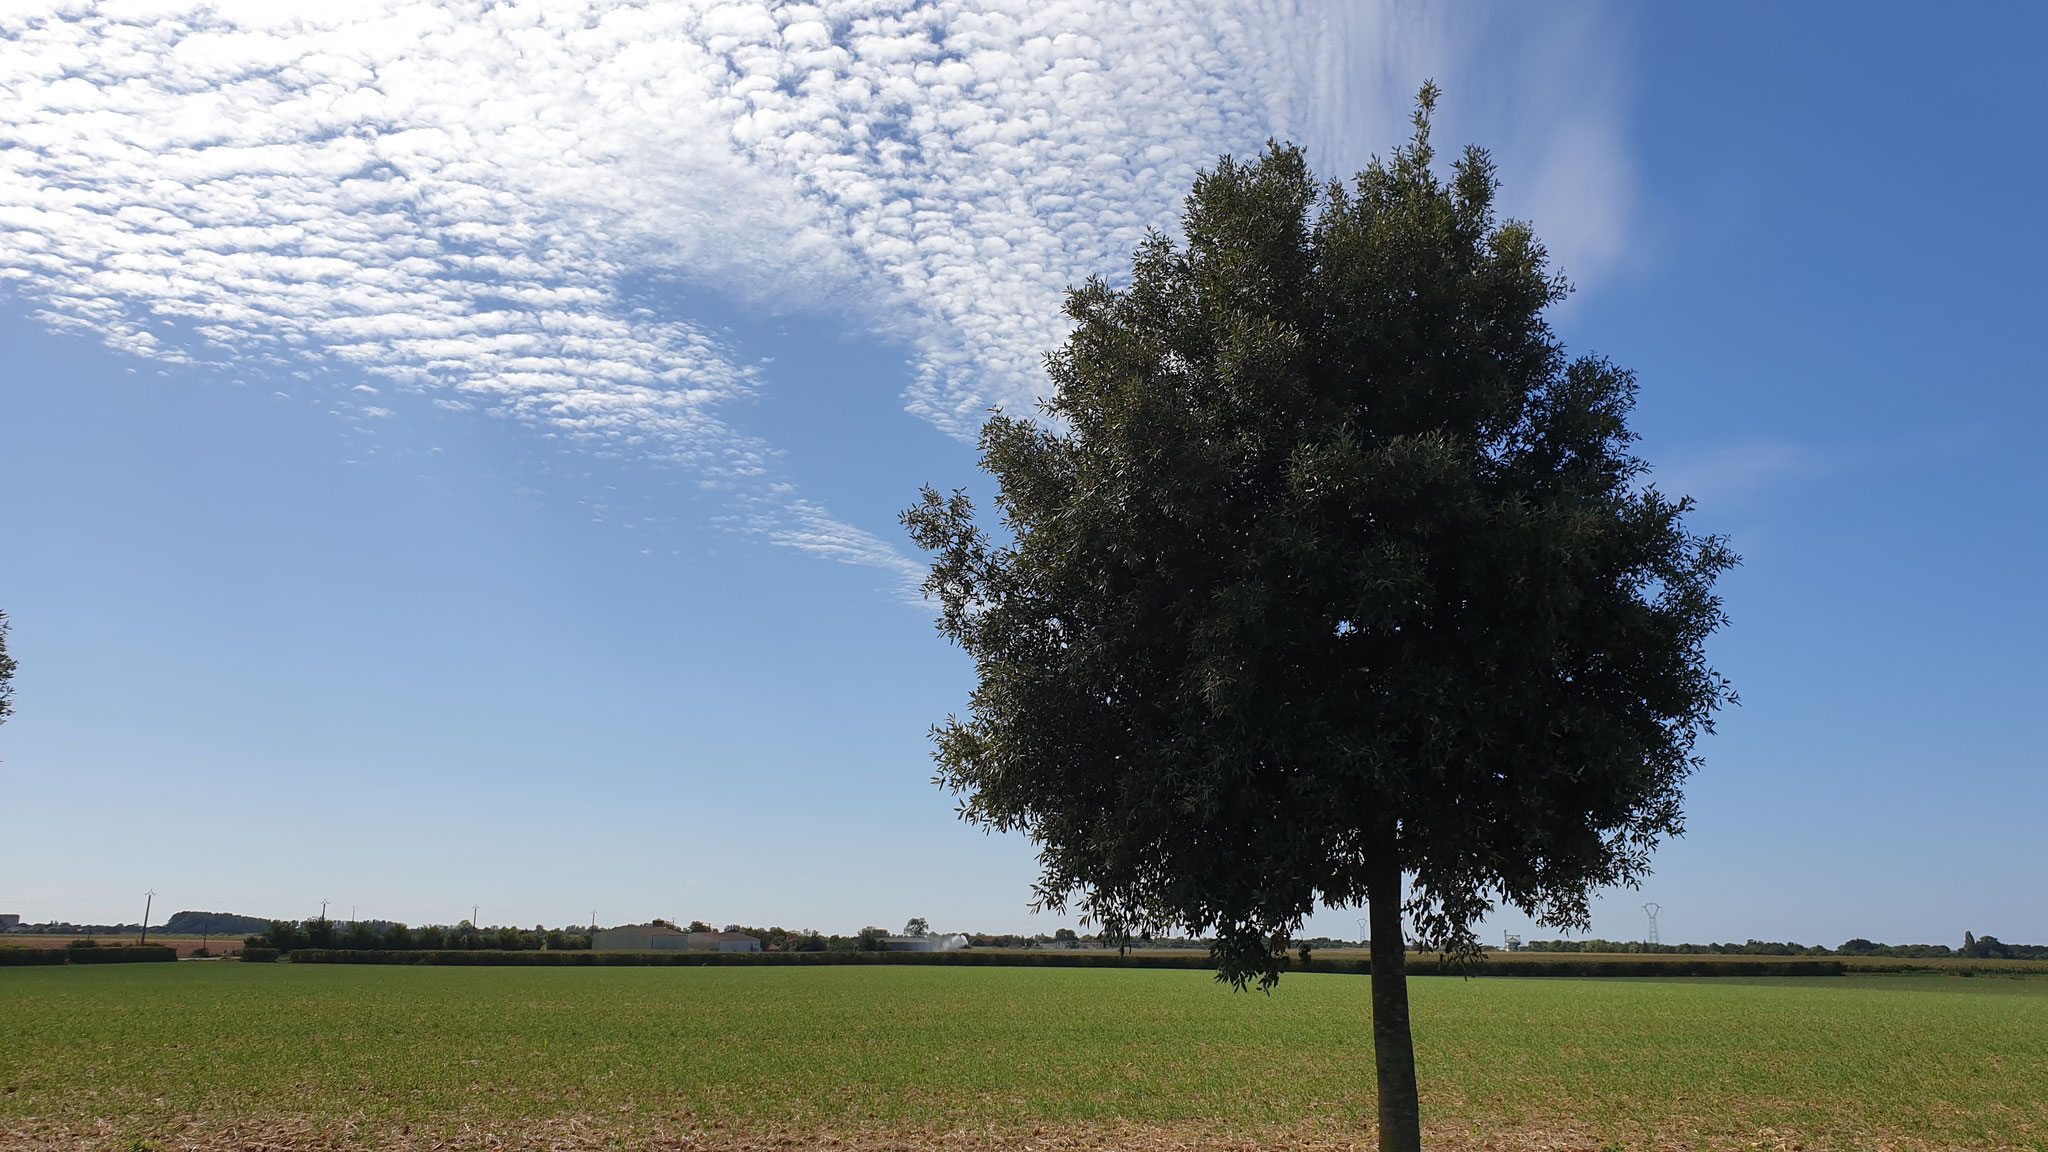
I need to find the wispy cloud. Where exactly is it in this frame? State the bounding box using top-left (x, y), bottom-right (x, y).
top-left (0, 1), bottom-right (1634, 582)
top-left (1651, 441), bottom-right (1813, 506)
top-left (1309, 2), bottom-right (1639, 294)
top-left (728, 484), bottom-right (927, 596)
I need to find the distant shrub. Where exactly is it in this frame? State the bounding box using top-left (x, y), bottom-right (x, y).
top-left (262, 921), bottom-right (305, 952)
top-left (2, 945), bottom-right (172, 965)
top-left (241, 947), bottom-right (279, 963)
top-left (63, 945), bottom-right (177, 965)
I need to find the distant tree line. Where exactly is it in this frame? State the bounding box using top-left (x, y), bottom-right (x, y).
top-left (1953, 932), bottom-right (2046, 961)
top-left (661, 921), bottom-right (1183, 953)
top-left (717, 924), bottom-right (901, 952)
top-left (1516, 935), bottom-right (2048, 959)
top-left (1519, 938), bottom-right (1833, 955)
top-left (5, 922), bottom-right (149, 936)
top-left (29, 911), bottom-right (2041, 962)
top-left (253, 918), bottom-right (591, 952)
top-left (163, 910), bottom-right (272, 936)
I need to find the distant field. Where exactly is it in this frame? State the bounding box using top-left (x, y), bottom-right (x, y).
top-left (4, 964), bottom-right (2045, 1151)
top-left (2, 935), bottom-right (237, 958)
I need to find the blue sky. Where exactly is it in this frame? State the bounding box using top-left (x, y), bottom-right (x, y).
top-left (1, 2), bottom-right (2042, 947)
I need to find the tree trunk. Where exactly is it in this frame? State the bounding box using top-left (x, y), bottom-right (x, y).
top-left (1369, 857), bottom-right (1422, 1152)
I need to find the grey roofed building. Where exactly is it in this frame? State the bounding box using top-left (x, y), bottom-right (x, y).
top-left (590, 923), bottom-right (760, 952)
top-left (689, 931), bottom-right (761, 953)
top-left (590, 923), bottom-right (689, 951)
top-left (0, 914), bottom-right (18, 930)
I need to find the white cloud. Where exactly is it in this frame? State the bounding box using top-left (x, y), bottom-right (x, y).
top-left (0, 0), bottom-right (1634, 582)
top-left (1308, 2), bottom-right (1639, 293)
top-left (1651, 440), bottom-right (1812, 506)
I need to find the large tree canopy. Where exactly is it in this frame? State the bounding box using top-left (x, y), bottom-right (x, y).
top-left (904, 87), bottom-right (1733, 1151)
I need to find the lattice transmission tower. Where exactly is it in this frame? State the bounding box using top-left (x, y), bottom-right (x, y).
top-left (1642, 903), bottom-right (1662, 947)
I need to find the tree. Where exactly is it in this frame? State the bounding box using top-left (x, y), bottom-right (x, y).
top-left (262, 920), bottom-right (305, 952)
top-left (1962, 932), bottom-right (2009, 960)
top-left (0, 610), bottom-right (16, 742)
top-left (904, 917), bottom-right (930, 938)
top-left (902, 86), bottom-right (1734, 1152)
top-left (303, 916), bottom-right (336, 950)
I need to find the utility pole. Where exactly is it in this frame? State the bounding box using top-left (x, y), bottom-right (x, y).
top-left (320, 898), bottom-right (329, 922)
top-left (351, 905), bottom-right (357, 925)
top-left (139, 890), bottom-right (156, 945)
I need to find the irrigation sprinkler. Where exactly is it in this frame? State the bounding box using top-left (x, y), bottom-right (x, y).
top-left (1642, 903), bottom-right (1662, 947)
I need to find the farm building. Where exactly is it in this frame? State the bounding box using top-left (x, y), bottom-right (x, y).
top-left (688, 931), bottom-right (761, 952)
top-left (0, 914), bottom-right (18, 930)
top-left (590, 924), bottom-right (760, 952)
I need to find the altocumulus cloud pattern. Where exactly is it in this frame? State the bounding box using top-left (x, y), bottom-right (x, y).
top-left (0, 1), bottom-right (1370, 576)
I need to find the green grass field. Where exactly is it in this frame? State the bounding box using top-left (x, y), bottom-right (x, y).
top-left (5, 963), bottom-right (2045, 1150)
